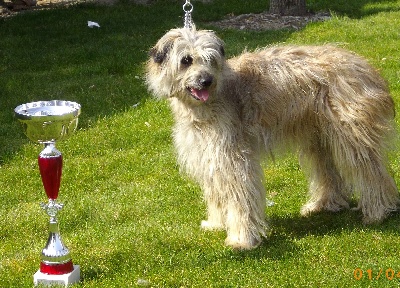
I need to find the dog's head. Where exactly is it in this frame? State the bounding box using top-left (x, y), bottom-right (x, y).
top-left (146, 28), bottom-right (225, 105)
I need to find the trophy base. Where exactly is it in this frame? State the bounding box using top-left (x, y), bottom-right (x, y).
top-left (34, 265), bottom-right (80, 287)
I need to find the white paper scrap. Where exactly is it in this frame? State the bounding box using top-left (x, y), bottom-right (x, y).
top-left (88, 21), bottom-right (100, 28)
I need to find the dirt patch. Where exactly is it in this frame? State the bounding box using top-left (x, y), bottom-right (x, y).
top-left (209, 11), bottom-right (331, 31)
top-left (0, 0), bottom-right (86, 17)
top-left (0, 0), bottom-right (125, 17)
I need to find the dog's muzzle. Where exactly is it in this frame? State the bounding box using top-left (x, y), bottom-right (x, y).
top-left (187, 75), bottom-right (213, 102)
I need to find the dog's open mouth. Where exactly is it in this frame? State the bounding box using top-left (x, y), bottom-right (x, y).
top-left (188, 88), bottom-right (209, 102)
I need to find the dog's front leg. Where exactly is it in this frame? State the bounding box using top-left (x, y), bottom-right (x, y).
top-left (224, 201), bottom-right (264, 250)
top-left (201, 187), bottom-right (266, 249)
top-left (223, 159), bottom-right (268, 250)
top-left (199, 154), bottom-right (268, 249)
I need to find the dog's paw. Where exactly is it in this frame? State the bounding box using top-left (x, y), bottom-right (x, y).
top-left (300, 201), bottom-right (341, 215)
top-left (300, 202), bottom-right (322, 216)
top-left (201, 220), bottom-right (224, 231)
top-left (361, 212), bottom-right (386, 225)
top-left (224, 236), bottom-right (261, 250)
top-left (301, 196), bottom-right (350, 216)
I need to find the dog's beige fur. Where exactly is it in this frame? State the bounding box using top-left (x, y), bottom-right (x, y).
top-left (145, 27), bottom-right (400, 249)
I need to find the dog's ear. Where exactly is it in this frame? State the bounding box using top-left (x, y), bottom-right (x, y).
top-left (149, 47), bottom-right (165, 64)
top-left (149, 42), bottom-right (173, 64)
top-left (220, 45), bottom-right (225, 57)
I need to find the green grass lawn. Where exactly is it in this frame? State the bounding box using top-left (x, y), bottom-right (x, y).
top-left (1, 0), bottom-right (400, 287)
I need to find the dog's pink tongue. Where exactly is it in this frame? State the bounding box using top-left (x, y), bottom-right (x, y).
top-left (191, 88), bottom-right (209, 102)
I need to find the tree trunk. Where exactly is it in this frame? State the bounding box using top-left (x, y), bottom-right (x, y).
top-left (269, 0), bottom-right (307, 16)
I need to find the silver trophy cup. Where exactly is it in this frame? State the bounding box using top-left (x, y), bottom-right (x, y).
top-left (14, 100), bottom-right (81, 286)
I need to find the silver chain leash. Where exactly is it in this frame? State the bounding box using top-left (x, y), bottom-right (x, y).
top-left (183, 0), bottom-right (194, 29)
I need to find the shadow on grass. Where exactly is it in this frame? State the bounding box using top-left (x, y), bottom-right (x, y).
top-left (188, 190), bottom-right (399, 261)
top-left (226, 208), bottom-right (400, 261)
top-left (272, 207), bottom-right (399, 236)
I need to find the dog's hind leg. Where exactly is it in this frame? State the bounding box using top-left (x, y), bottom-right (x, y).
top-left (300, 144), bottom-right (350, 216)
top-left (352, 155), bottom-right (399, 224)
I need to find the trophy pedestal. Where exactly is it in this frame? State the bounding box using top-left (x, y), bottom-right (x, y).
top-left (34, 265), bottom-right (80, 287)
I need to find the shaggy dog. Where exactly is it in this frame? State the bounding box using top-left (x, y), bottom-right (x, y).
top-left (145, 27), bottom-right (400, 249)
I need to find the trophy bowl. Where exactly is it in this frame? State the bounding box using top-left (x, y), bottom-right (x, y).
top-left (14, 100), bottom-right (81, 143)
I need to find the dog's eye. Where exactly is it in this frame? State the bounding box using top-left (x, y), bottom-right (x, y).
top-left (208, 56), bottom-right (218, 66)
top-left (181, 56), bottom-right (193, 66)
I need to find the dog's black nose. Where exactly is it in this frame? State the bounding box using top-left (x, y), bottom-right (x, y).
top-left (200, 75), bottom-right (213, 88)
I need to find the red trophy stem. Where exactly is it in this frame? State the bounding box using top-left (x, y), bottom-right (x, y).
top-left (38, 148), bottom-right (63, 200)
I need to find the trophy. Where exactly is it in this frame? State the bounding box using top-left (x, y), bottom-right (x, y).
top-left (14, 100), bottom-right (81, 286)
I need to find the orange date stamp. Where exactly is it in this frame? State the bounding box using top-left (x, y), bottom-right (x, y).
top-left (354, 268), bottom-right (400, 280)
